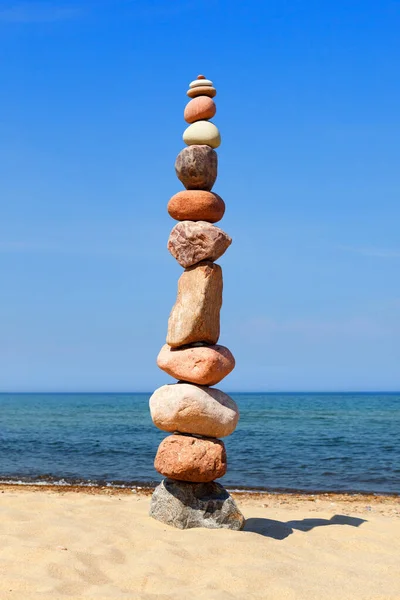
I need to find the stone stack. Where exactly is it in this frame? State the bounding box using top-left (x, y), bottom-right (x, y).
top-left (149, 76), bottom-right (245, 531)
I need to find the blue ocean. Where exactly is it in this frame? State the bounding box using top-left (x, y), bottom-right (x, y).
top-left (0, 393), bottom-right (399, 494)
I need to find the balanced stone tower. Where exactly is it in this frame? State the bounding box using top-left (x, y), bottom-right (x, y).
top-left (149, 75), bottom-right (245, 530)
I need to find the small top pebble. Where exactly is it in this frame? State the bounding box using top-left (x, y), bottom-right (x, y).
top-left (186, 75), bottom-right (216, 100)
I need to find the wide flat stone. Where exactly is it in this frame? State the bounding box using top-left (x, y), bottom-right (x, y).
top-left (189, 78), bottom-right (213, 88)
top-left (187, 86), bottom-right (216, 99)
top-left (168, 220), bottom-right (231, 268)
top-left (168, 190), bottom-right (225, 223)
top-left (154, 434), bottom-right (227, 482)
top-left (175, 145), bottom-right (217, 191)
top-left (150, 383), bottom-right (239, 438)
top-left (157, 344), bottom-right (235, 386)
top-left (150, 479), bottom-right (245, 530)
top-left (167, 261), bottom-right (222, 348)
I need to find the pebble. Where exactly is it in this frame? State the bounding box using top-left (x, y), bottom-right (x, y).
top-left (157, 344), bottom-right (235, 386)
top-left (150, 479), bottom-right (245, 530)
top-left (189, 78), bottom-right (213, 88)
top-left (168, 220), bottom-right (231, 268)
top-left (154, 434), bottom-right (227, 482)
top-left (187, 86), bottom-right (217, 99)
top-left (184, 96), bottom-right (216, 124)
top-left (168, 190), bottom-right (225, 223)
top-left (150, 382), bottom-right (239, 437)
top-left (167, 261), bottom-right (222, 348)
top-left (175, 145), bottom-right (217, 190)
top-left (183, 121), bottom-right (221, 149)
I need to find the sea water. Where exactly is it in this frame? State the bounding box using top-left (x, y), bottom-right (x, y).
top-left (0, 393), bottom-right (399, 493)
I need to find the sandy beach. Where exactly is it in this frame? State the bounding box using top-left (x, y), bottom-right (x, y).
top-left (0, 485), bottom-right (399, 599)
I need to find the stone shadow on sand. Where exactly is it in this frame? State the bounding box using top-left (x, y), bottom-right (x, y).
top-left (243, 514), bottom-right (367, 539)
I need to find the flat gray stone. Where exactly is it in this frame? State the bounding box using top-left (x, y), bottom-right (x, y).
top-left (149, 478), bottom-right (245, 530)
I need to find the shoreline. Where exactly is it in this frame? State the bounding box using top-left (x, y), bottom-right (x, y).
top-left (0, 479), bottom-right (399, 498)
top-left (1, 482), bottom-right (399, 514)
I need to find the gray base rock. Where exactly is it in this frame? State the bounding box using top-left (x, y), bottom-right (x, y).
top-left (149, 478), bottom-right (245, 530)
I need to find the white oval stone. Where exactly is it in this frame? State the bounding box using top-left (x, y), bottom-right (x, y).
top-left (183, 121), bottom-right (221, 149)
top-left (149, 383), bottom-right (239, 438)
top-left (189, 79), bottom-right (213, 88)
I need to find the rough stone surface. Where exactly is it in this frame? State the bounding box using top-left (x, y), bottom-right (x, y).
top-left (184, 97), bottom-right (216, 124)
top-left (150, 478), bottom-right (245, 530)
top-left (175, 145), bottom-right (217, 191)
top-left (168, 190), bottom-right (225, 223)
top-left (150, 382), bottom-right (239, 437)
top-left (168, 221), bottom-right (231, 268)
top-left (167, 261), bottom-right (222, 347)
top-left (157, 343), bottom-right (235, 386)
top-left (154, 434), bottom-right (227, 482)
top-left (187, 86), bottom-right (217, 99)
top-left (183, 121), bottom-right (221, 149)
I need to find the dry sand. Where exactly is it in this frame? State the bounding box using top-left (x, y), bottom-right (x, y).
top-left (0, 485), bottom-right (399, 600)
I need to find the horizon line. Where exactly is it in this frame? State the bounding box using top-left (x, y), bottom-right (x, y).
top-left (1, 390), bottom-right (399, 395)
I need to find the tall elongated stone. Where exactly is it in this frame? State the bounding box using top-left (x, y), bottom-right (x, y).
top-left (168, 220), bottom-right (232, 268)
top-left (167, 261), bottom-right (222, 347)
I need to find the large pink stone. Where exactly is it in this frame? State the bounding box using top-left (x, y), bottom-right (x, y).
top-left (154, 434), bottom-right (227, 482)
top-left (168, 221), bottom-right (232, 268)
top-left (150, 382), bottom-right (239, 438)
top-left (157, 344), bottom-right (235, 386)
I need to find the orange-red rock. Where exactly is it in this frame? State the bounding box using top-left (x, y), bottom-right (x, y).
top-left (184, 96), bottom-right (216, 124)
top-left (154, 434), bottom-right (227, 482)
top-left (187, 86), bottom-right (216, 99)
top-left (168, 190), bottom-right (225, 223)
top-left (157, 344), bottom-right (235, 386)
top-left (167, 261), bottom-right (222, 348)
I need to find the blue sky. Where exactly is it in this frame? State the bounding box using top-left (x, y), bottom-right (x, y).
top-left (0, 0), bottom-right (399, 392)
